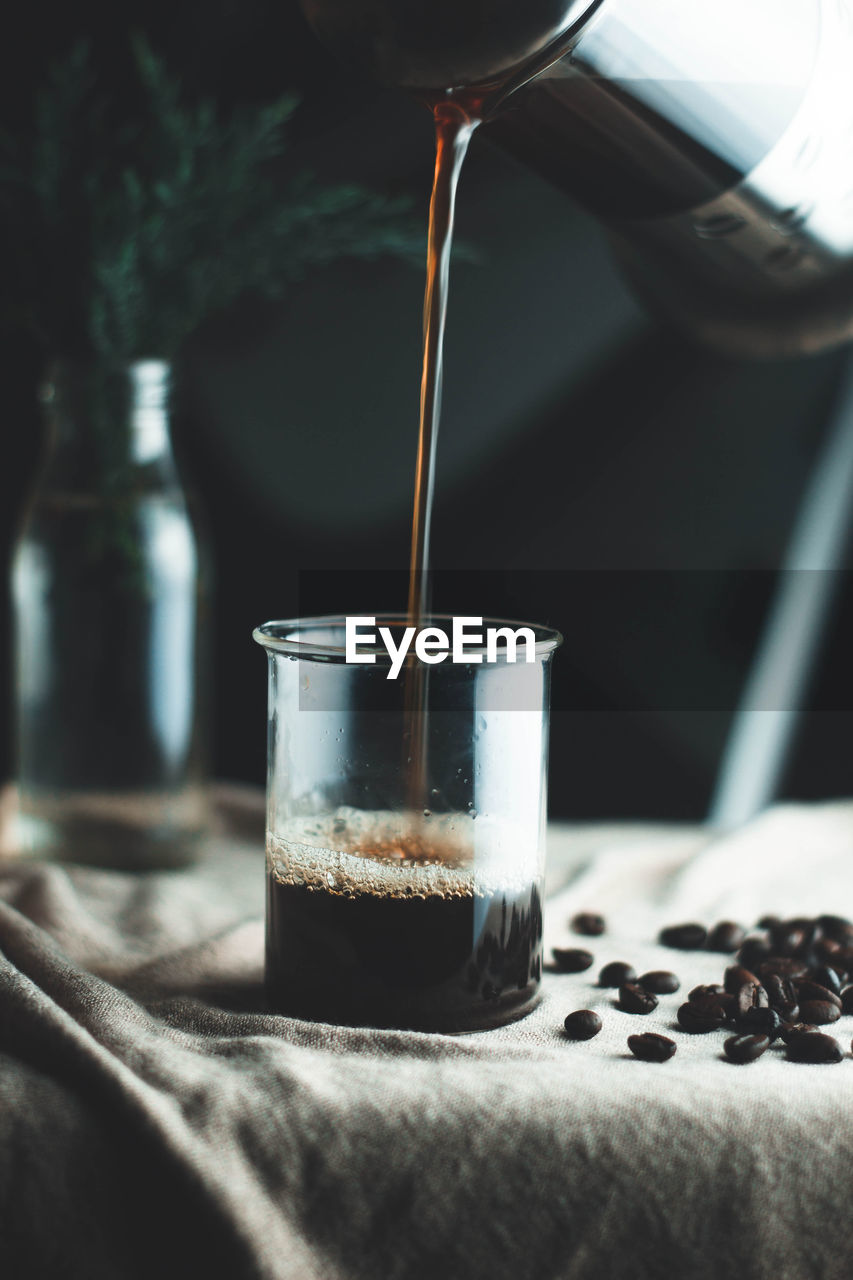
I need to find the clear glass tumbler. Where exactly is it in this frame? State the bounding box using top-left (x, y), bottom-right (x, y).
top-left (254, 614), bottom-right (561, 1031)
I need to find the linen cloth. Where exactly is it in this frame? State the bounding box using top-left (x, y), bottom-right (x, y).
top-left (1, 786), bottom-right (853, 1280)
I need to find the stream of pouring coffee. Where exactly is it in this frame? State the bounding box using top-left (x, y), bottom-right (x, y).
top-left (404, 101), bottom-right (479, 809)
top-left (407, 102), bottom-right (479, 627)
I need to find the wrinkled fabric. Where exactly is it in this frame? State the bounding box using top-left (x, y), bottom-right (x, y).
top-left (1, 789), bottom-right (853, 1280)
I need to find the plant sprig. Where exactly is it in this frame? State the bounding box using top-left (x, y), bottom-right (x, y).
top-left (0, 38), bottom-right (427, 362)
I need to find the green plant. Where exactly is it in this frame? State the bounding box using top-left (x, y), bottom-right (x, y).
top-left (0, 38), bottom-right (426, 361)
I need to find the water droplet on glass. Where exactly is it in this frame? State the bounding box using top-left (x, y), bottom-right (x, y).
top-left (423, 808), bottom-right (432, 819)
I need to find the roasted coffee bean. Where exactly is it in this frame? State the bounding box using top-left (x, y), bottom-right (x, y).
top-left (659, 923), bottom-right (708, 950)
top-left (764, 974), bottom-right (784, 1005)
top-left (816, 914), bottom-right (853, 944)
top-left (707, 921), bottom-right (746, 953)
top-left (689, 983), bottom-right (726, 1000)
top-left (551, 948), bottom-right (595, 974)
top-left (570, 912), bottom-right (606, 937)
top-left (737, 935), bottom-right (773, 971)
top-left (798, 999), bottom-right (841, 1025)
top-left (796, 981), bottom-right (842, 1010)
top-left (757, 915), bottom-right (781, 930)
top-left (786, 1032), bottom-right (843, 1064)
top-left (724, 965), bottom-right (760, 995)
top-left (736, 981), bottom-right (769, 1019)
top-left (678, 1001), bottom-right (724, 1034)
top-left (777, 1003), bottom-right (800, 1024)
top-left (770, 922), bottom-right (808, 957)
top-left (779, 1023), bottom-right (819, 1045)
top-left (800, 923), bottom-right (823, 962)
top-left (563, 1010), bottom-right (603, 1040)
top-left (724, 1034), bottom-right (770, 1064)
top-left (628, 1033), bottom-right (677, 1063)
top-left (736, 1007), bottom-right (782, 1041)
top-left (841, 986), bottom-right (853, 1015)
top-left (688, 985), bottom-right (735, 1020)
top-left (811, 966), bottom-right (842, 998)
top-left (786, 915), bottom-right (818, 931)
top-left (618, 983), bottom-right (659, 1015)
top-left (763, 973), bottom-right (797, 1011)
top-left (814, 938), bottom-right (844, 967)
top-left (689, 992), bottom-right (730, 1020)
top-left (599, 961), bottom-right (637, 988)
top-left (639, 970), bottom-right (680, 995)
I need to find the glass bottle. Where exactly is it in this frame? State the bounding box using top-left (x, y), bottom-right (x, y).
top-left (11, 361), bottom-right (211, 868)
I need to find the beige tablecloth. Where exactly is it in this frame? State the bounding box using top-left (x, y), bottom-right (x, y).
top-left (1, 786), bottom-right (853, 1280)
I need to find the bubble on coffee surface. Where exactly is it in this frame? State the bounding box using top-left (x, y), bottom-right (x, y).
top-left (267, 807), bottom-right (537, 899)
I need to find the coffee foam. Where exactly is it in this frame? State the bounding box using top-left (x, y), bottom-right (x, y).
top-left (266, 807), bottom-right (538, 900)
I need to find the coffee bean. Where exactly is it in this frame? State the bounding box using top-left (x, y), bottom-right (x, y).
top-left (707, 921), bottom-right (746, 953)
top-left (689, 983), bottom-right (726, 1000)
top-left (798, 999), bottom-right (841, 1025)
top-left (736, 1007), bottom-right (782, 1041)
top-left (770, 921), bottom-right (809, 956)
top-left (761, 975), bottom-right (798, 1024)
top-left (639, 970), bottom-right (681, 995)
top-left (659, 923), bottom-right (708, 950)
top-left (796, 981), bottom-right (842, 1010)
top-left (689, 988), bottom-right (735, 1022)
top-left (841, 986), bottom-right (853, 1015)
top-left (779, 1023), bottom-right (819, 1044)
top-left (737, 936), bottom-right (773, 971)
top-left (551, 948), bottom-right (595, 974)
top-left (786, 1032), bottom-right (843, 1064)
top-left (724, 965), bottom-right (760, 995)
top-left (563, 1010), bottom-right (602, 1040)
top-left (599, 961), bottom-right (636, 988)
top-left (757, 915), bottom-right (781, 930)
top-left (618, 983), bottom-right (659, 1015)
top-left (724, 1034), bottom-right (770, 1064)
top-left (736, 981), bottom-right (769, 1019)
top-left (814, 938), bottom-right (844, 967)
top-left (689, 992), bottom-right (730, 1020)
top-left (811, 966), bottom-right (842, 998)
top-left (628, 1033), bottom-right (676, 1062)
top-left (677, 1001), bottom-right (724, 1033)
top-left (570, 912), bottom-right (606, 937)
top-left (764, 973), bottom-right (797, 1011)
top-left (816, 914), bottom-right (853, 944)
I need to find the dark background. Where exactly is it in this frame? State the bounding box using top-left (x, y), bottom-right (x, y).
top-left (2, 0), bottom-right (852, 820)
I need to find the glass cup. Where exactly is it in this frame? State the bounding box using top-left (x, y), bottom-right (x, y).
top-left (254, 614), bottom-right (562, 1031)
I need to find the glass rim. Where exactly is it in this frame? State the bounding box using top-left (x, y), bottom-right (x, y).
top-left (253, 614), bottom-right (563, 663)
